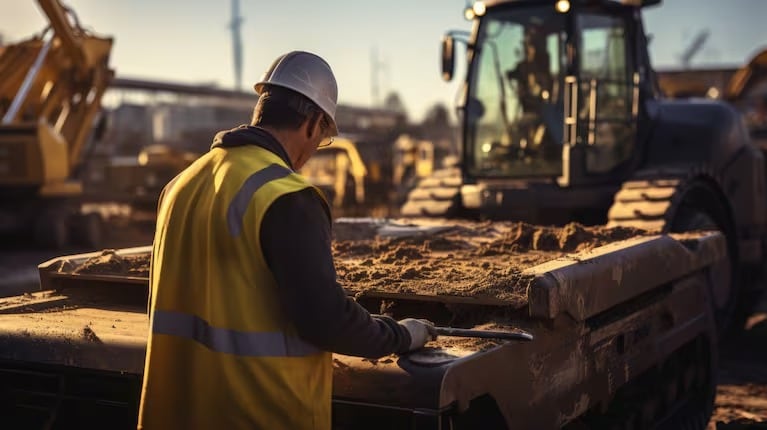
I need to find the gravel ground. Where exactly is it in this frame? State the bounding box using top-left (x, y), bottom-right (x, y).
top-left (710, 312), bottom-right (767, 428)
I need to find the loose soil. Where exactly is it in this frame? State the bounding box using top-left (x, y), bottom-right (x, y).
top-left (69, 219), bottom-right (647, 308)
top-left (333, 219), bottom-right (647, 307)
top-left (71, 249), bottom-right (150, 278)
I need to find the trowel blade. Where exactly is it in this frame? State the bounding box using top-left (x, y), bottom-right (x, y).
top-left (433, 326), bottom-right (533, 341)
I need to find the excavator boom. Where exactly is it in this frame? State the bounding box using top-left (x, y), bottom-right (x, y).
top-left (0, 0), bottom-right (113, 183)
top-left (0, 0), bottom-right (114, 248)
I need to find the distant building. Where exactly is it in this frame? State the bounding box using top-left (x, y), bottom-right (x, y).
top-left (656, 67), bottom-right (737, 99)
top-left (103, 82), bottom-right (409, 157)
top-left (150, 103), bottom-right (252, 153)
top-left (101, 103), bottom-right (153, 155)
top-left (335, 105), bottom-right (407, 139)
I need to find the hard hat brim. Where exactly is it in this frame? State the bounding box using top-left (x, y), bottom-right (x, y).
top-left (254, 81), bottom-right (338, 136)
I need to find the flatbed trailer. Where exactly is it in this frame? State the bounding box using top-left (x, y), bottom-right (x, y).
top-left (0, 220), bottom-right (727, 429)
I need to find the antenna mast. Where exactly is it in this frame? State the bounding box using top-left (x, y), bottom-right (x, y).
top-left (230, 0), bottom-right (244, 90)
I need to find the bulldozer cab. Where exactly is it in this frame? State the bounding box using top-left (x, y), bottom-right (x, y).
top-left (445, 0), bottom-right (656, 186)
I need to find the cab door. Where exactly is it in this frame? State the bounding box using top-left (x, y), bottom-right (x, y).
top-left (575, 9), bottom-right (640, 177)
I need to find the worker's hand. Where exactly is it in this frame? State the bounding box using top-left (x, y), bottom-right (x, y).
top-left (399, 318), bottom-right (437, 351)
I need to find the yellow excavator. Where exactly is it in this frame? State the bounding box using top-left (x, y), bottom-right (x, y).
top-left (299, 137), bottom-right (368, 212)
top-left (0, 0), bottom-right (113, 248)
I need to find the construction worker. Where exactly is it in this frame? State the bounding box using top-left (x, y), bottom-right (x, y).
top-left (507, 24), bottom-right (553, 116)
top-left (506, 23), bottom-right (558, 158)
top-left (137, 51), bottom-right (436, 430)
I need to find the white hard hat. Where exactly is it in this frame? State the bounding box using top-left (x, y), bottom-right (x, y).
top-left (255, 51), bottom-right (339, 136)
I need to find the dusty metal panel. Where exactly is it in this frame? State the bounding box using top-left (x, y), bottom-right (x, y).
top-left (37, 245), bottom-right (152, 291)
top-left (0, 300), bottom-right (147, 374)
top-left (525, 232), bottom-right (725, 320)
top-left (332, 354), bottom-right (447, 410)
top-left (436, 270), bottom-right (715, 429)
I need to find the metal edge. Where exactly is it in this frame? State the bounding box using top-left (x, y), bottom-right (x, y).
top-left (37, 245), bottom-right (152, 291)
top-left (525, 232), bottom-right (726, 320)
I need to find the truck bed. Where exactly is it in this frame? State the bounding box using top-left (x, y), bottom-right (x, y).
top-left (0, 219), bottom-right (728, 429)
top-left (33, 219), bottom-right (657, 308)
top-left (0, 285), bottom-right (147, 375)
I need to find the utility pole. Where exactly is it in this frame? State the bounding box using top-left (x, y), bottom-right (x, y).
top-left (371, 46), bottom-right (380, 107)
top-left (370, 47), bottom-right (389, 108)
top-left (229, 0), bottom-right (244, 90)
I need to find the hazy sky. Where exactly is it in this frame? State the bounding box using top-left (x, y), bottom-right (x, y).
top-left (1, 1), bottom-right (766, 121)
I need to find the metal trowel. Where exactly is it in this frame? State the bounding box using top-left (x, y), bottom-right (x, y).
top-left (433, 326), bottom-right (534, 341)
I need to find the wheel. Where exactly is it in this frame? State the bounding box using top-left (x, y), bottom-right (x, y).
top-left (577, 336), bottom-right (717, 430)
top-left (668, 178), bottom-right (739, 338)
top-left (609, 173), bottom-right (744, 337)
top-left (654, 336), bottom-right (717, 430)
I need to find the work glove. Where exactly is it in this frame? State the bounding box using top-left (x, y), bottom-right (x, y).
top-left (398, 318), bottom-right (437, 352)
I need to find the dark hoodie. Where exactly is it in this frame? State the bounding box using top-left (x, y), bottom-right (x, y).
top-left (211, 125), bottom-right (411, 357)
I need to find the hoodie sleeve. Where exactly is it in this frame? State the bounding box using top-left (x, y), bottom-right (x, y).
top-left (259, 188), bottom-right (412, 358)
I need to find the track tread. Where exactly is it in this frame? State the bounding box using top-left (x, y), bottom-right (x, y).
top-left (406, 186), bottom-right (461, 202)
top-left (400, 167), bottom-right (463, 218)
top-left (607, 169), bottom-right (695, 232)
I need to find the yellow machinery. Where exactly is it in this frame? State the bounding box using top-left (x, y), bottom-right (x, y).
top-left (725, 48), bottom-right (767, 129)
top-left (0, 0), bottom-right (113, 248)
top-left (126, 144), bottom-right (198, 216)
top-left (300, 137), bottom-right (367, 210)
top-left (300, 134), bottom-right (450, 216)
top-left (392, 134), bottom-right (436, 194)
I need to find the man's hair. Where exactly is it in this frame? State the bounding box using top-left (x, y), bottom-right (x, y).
top-left (251, 85), bottom-right (325, 130)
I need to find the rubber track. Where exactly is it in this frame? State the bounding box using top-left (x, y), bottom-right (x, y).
top-left (606, 169), bottom-right (701, 232)
top-left (400, 167), bottom-right (463, 217)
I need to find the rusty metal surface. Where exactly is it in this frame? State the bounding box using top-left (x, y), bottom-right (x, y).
top-left (526, 231), bottom-right (725, 320)
top-left (0, 289), bottom-right (148, 374)
top-left (37, 245), bottom-right (152, 291)
top-left (437, 271), bottom-right (717, 428)
top-left (332, 353), bottom-right (448, 410)
top-left (11, 229), bottom-right (728, 427)
top-left (0, 268), bottom-right (722, 428)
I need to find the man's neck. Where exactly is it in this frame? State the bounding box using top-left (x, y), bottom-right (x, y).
top-left (259, 125), bottom-right (301, 168)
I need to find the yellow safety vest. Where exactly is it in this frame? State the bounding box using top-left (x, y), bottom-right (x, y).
top-left (138, 145), bottom-right (332, 430)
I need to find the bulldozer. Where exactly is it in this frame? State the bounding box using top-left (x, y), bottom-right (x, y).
top-left (401, 0), bottom-right (767, 335)
top-left (0, 0), bottom-right (114, 249)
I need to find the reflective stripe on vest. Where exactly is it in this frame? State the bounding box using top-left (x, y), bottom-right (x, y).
top-left (226, 163), bottom-right (293, 237)
top-left (152, 310), bottom-right (321, 357)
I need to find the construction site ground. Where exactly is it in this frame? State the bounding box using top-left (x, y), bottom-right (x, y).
top-left (0, 217), bottom-right (765, 428)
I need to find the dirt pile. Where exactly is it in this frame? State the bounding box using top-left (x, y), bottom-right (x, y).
top-left (67, 219), bottom-right (647, 307)
top-left (72, 250), bottom-right (150, 277)
top-left (333, 219), bottom-right (647, 307)
top-left (505, 222), bottom-right (646, 253)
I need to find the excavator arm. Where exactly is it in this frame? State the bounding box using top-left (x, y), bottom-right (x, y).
top-left (0, 0), bottom-right (113, 186)
top-left (35, 0), bottom-right (114, 174)
top-left (36, 0), bottom-right (86, 69)
top-left (726, 48), bottom-right (767, 102)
